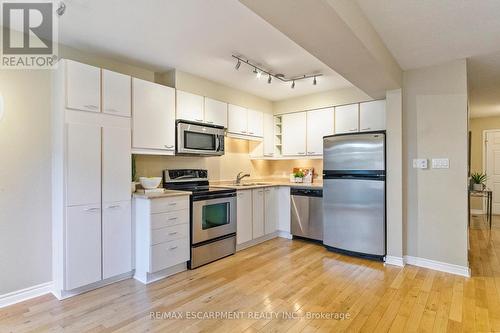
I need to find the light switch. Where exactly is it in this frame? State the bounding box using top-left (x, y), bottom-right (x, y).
top-left (432, 158), bottom-right (449, 169)
top-left (412, 158), bottom-right (428, 169)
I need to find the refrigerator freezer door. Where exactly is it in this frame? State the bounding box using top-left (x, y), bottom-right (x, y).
top-left (323, 133), bottom-right (385, 171)
top-left (323, 178), bottom-right (385, 256)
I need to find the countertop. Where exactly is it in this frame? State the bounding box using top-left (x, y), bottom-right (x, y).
top-left (133, 189), bottom-right (191, 199)
top-left (211, 179), bottom-right (323, 190)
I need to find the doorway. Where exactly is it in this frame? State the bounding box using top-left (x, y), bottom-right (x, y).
top-left (484, 130), bottom-right (500, 214)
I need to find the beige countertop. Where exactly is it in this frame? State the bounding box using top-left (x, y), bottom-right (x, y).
top-left (211, 179), bottom-right (323, 190)
top-left (133, 189), bottom-right (191, 199)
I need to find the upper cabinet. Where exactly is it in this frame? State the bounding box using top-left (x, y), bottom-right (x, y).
top-left (132, 78), bottom-right (176, 154)
top-left (335, 104), bottom-right (359, 134)
top-left (263, 113), bottom-right (274, 157)
top-left (228, 104), bottom-right (264, 139)
top-left (282, 112), bottom-right (307, 156)
top-left (66, 60), bottom-right (101, 113)
top-left (204, 97), bottom-right (228, 128)
top-left (307, 108), bottom-right (334, 156)
top-left (176, 90), bottom-right (204, 122)
top-left (102, 69), bottom-right (131, 117)
top-left (360, 100), bottom-right (386, 132)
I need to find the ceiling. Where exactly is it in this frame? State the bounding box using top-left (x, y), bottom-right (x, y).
top-left (58, 0), bottom-right (353, 101)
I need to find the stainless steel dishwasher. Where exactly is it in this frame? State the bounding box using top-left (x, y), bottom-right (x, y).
top-left (291, 188), bottom-right (323, 241)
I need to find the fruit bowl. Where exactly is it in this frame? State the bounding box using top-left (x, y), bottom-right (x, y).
top-left (139, 177), bottom-right (162, 189)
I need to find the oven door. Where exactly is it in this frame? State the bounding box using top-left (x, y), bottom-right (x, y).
top-left (192, 193), bottom-right (236, 244)
top-left (177, 122), bottom-right (224, 156)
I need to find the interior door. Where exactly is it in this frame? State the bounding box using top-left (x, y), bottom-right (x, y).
top-left (307, 108), bottom-right (334, 155)
top-left (486, 131), bottom-right (500, 214)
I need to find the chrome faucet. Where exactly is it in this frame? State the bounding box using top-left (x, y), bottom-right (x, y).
top-left (235, 172), bottom-right (250, 185)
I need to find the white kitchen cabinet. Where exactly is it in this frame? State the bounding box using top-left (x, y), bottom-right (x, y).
top-left (66, 123), bottom-right (101, 206)
top-left (176, 90), bottom-right (204, 122)
top-left (282, 112), bottom-right (307, 156)
top-left (66, 60), bottom-right (101, 113)
top-left (360, 100), bottom-right (386, 132)
top-left (236, 190), bottom-right (253, 244)
top-left (307, 108), bottom-right (334, 156)
top-left (335, 104), bottom-right (359, 134)
top-left (228, 104), bottom-right (248, 136)
top-left (65, 204), bottom-right (102, 290)
top-left (204, 97), bottom-right (227, 127)
top-left (132, 78), bottom-right (176, 153)
top-left (102, 200), bottom-right (131, 279)
top-left (252, 188), bottom-right (265, 238)
top-left (264, 187), bottom-right (278, 234)
top-left (247, 109), bottom-right (264, 137)
top-left (102, 69), bottom-right (131, 117)
top-left (102, 126), bottom-right (131, 203)
top-left (263, 113), bottom-right (274, 156)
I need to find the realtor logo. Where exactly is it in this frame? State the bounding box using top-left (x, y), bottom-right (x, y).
top-left (1, 0), bottom-right (58, 68)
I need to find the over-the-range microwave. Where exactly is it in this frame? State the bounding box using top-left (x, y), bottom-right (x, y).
top-left (176, 120), bottom-right (225, 156)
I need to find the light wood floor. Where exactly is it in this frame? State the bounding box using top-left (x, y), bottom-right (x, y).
top-left (1, 215), bottom-right (500, 332)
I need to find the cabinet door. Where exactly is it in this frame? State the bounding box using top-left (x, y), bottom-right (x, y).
top-left (335, 104), bottom-right (359, 134)
top-left (103, 200), bottom-right (132, 279)
top-left (132, 78), bottom-right (176, 151)
top-left (264, 187), bottom-right (278, 234)
top-left (102, 69), bottom-right (131, 117)
top-left (236, 190), bottom-right (253, 245)
top-left (228, 104), bottom-right (248, 135)
top-left (307, 108), bottom-right (334, 156)
top-left (176, 90), bottom-right (204, 122)
top-left (204, 97), bottom-right (227, 127)
top-left (66, 60), bottom-right (100, 113)
top-left (282, 112), bottom-right (307, 156)
top-left (263, 113), bottom-right (274, 156)
top-left (65, 204), bottom-right (102, 290)
top-left (247, 109), bottom-right (264, 137)
top-left (102, 126), bottom-right (131, 203)
top-left (360, 100), bottom-right (386, 132)
top-left (67, 123), bottom-right (101, 206)
top-left (252, 188), bottom-right (265, 239)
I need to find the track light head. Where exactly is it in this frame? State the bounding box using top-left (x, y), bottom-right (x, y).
top-left (313, 76), bottom-right (317, 85)
top-left (253, 67), bottom-right (258, 74)
top-left (256, 70), bottom-right (262, 79)
top-left (291, 80), bottom-right (295, 89)
top-left (235, 60), bottom-right (241, 70)
top-left (267, 75), bottom-right (272, 84)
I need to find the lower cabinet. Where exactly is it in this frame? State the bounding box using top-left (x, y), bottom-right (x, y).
top-left (102, 200), bottom-right (132, 279)
top-left (236, 187), bottom-right (279, 246)
top-left (134, 195), bottom-right (190, 284)
top-left (65, 204), bottom-right (102, 290)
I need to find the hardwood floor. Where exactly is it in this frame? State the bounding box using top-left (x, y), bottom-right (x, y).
top-left (1, 215), bottom-right (499, 332)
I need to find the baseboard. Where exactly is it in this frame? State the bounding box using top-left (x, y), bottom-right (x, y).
top-left (384, 255), bottom-right (405, 267)
top-left (236, 232), bottom-right (279, 251)
top-left (134, 263), bottom-right (186, 285)
top-left (0, 281), bottom-right (53, 308)
top-left (470, 209), bottom-right (485, 215)
top-left (404, 256), bottom-right (471, 277)
top-left (277, 230), bottom-right (292, 239)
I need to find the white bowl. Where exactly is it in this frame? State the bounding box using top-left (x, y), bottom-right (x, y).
top-left (139, 177), bottom-right (162, 190)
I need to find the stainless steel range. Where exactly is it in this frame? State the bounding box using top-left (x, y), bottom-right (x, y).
top-left (163, 169), bottom-right (236, 269)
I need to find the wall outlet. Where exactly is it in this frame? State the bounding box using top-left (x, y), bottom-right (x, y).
top-left (412, 158), bottom-right (428, 169)
top-left (432, 158), bottom-right (449, 169)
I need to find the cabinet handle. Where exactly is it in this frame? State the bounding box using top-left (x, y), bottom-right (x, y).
top-left (106, 205), bottom-right (120, 209)
top-left (169, 246), bottom-right (178, 250)
top-left (248, 131), bottom-right (254, 135)
top-left (195, 119), bottom-right (204, 122)
top-left (164, 145), bottom-right (174, 149)
top-left (168, 231), bottom-right (178, 236)
top-left (168, 202), bottom-right (177, 206)
top-left (349, 128), bottom-right (358, 132)
top-left (206, 121), bottom-right (214, 124)
top-left (105, 108), bottom-right (119, 113)
top-left (297, 152), bottom-right (305, 155)
top-left (84, 207), bottom-right (100, 212)
top-left (264, 153), bottom-right (273, 157)
top-left (361, 127), bottom-right (371, 131)
top-left (241, 130), bottom-right (247, 133)
top-left (168, 217), bottom-right (178, 221)
top-left (84, 104), bottom-right (98, 110)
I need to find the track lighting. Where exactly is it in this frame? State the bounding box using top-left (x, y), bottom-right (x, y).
top-left (267, 75), bottom-right (272, 84)
top-left (291, 80), bottom-right (295, 89)
top-left (313, 76), bottom-right (317, 85)
top-left (235, 59), bottom-right (241, 70)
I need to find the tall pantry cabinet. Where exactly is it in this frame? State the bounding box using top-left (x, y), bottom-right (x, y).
top-left (52, 59), bottom-right (132, 299)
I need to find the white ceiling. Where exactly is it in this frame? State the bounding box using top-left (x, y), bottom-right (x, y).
top-left (58, 0), bottom-right (352, 101)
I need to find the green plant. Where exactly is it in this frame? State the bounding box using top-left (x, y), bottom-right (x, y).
top-left (132, 155), bottom-right (136, 182)
top-left (293, 170), bottom-right (305, 178)
top-left (471, 172), bottom-right (487, 184)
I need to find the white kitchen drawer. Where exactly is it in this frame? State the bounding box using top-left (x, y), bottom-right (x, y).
top-left (150, 196), bottom-right (189, 214)
top-left (150, 238), bottom-right (189, 273)
top-left (151, 223), bottom-right (189, 245)
top-left (150, 209), bottom-right (189, 230)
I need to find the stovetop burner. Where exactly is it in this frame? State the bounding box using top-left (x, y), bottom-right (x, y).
top-left (162, 169), bottom-right (236, 197)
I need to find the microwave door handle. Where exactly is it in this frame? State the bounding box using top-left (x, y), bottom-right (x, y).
top-left (216, 135), bottom-right (221, 152)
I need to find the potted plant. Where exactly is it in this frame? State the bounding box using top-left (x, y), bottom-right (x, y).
top-left (471, 172), bottom-right (487, 191)
top-left (294, 170), bottom-right (305, 183)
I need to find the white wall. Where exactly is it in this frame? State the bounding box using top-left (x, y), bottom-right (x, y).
top-left (403, 59), bottom-right (469, 267)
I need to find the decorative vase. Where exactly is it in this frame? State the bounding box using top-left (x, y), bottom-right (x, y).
top-left (473, 183), bottom-right (483, 191)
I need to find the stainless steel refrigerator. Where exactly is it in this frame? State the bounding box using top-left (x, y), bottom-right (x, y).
top-left (322, 131), bottom-right (386, 260)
